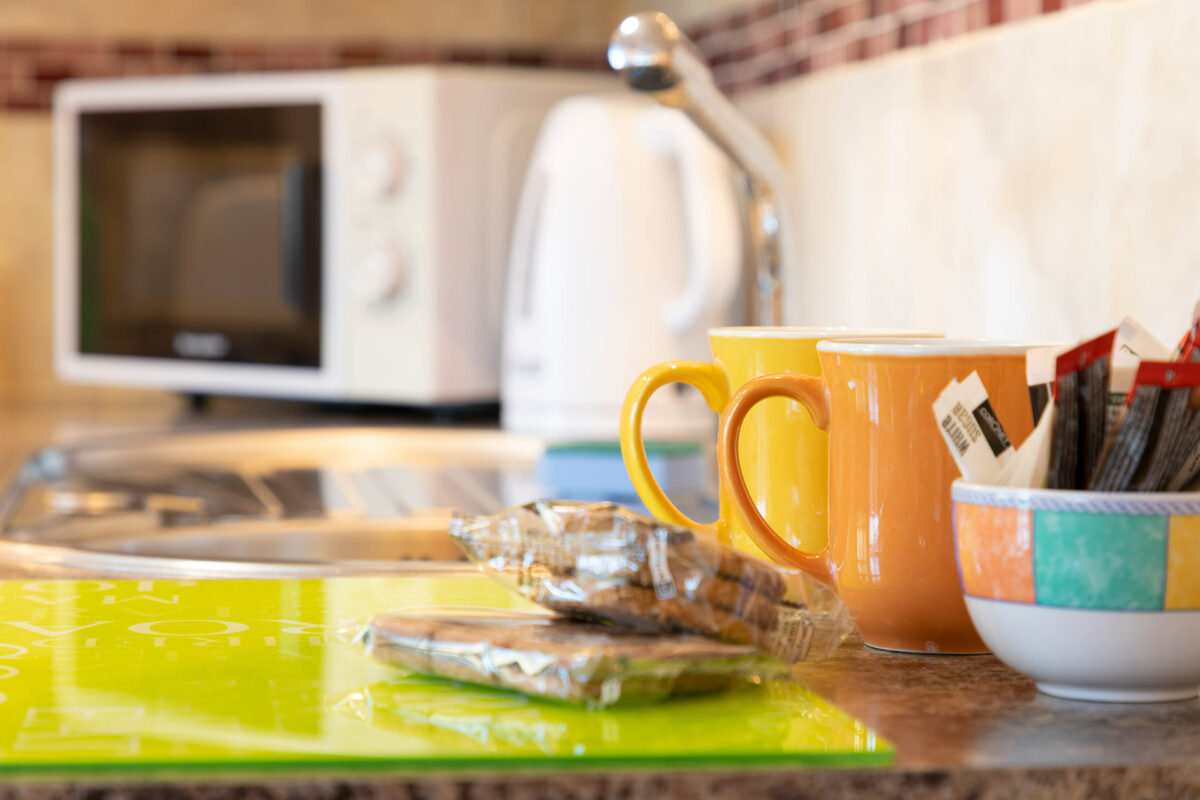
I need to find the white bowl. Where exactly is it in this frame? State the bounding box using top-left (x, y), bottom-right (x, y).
top-left (952, 481), bottom-right (1200, 703)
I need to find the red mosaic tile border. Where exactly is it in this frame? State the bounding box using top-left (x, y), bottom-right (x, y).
top-left (0, 0), bottom-right (1104, 111)
top-left (686, 0), bottom-right (1101, 94)
top-left (0, 38), bottom-right (607, 112)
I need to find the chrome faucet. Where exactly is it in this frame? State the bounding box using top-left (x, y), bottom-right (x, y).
top-left (608, 11), bottom-right (794, 326)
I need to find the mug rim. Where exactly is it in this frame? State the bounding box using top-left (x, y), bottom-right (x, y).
top-left (708, 326), bottom-right (943, 340)
top-left (818, 337), bottom-right (1058, 356)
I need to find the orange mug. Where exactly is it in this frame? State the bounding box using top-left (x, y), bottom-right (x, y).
top-left (718, 339), bottom-right (1037, 654)
top-left (620, 327), bottom-right (939, 559)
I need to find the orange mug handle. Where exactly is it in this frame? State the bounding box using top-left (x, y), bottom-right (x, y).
top-left (718, 373), bottom-right (835, 585)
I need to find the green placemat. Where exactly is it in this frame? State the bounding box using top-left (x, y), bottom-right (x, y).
top-left (0, 577), bottom-right (891, 774)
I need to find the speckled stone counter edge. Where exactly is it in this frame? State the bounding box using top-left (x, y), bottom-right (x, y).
top-left (2, 766), bottom-right (1199, 800)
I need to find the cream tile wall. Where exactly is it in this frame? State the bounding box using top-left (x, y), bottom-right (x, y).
top-left (0, 114), bottom-right (170, 407)
top-left (741, 0), bottom-right (1200, 345)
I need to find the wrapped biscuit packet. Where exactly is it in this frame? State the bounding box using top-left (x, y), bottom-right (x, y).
top-left (449, 501), bottom-right (852, 663)
top-left (343, 609), bottom-right (786, 709)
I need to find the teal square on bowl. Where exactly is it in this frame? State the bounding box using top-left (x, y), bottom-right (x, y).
top-left (1033, 510), bottom-right (1168, 610)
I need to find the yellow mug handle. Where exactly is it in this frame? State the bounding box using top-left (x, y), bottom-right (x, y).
top-left (718, 373), bottom-right (835, 584)
top-left (620, 361), bottom-right (730, 530)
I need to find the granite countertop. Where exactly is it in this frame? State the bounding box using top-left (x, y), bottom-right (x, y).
top-left (0, 405), bottom-right (1197, 799)
top-left (1, 635), bottom-right (1196, 799)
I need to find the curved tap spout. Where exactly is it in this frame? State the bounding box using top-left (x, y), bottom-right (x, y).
top-left (609, 11), bottom-right (794, 326)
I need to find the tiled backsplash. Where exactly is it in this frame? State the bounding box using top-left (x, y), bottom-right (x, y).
top-left (0, 0), bottom-right (1107, 110)
top-left (684, 0), bottom-right (1100, 93)
top-left (739, 0), bottom-right (1200, 345)
top-left (0, 38), bottom-right (606, 111)
top-left (0, 0), bottom-right (633, 113)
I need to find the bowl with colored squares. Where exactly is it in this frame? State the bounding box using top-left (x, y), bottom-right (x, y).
top-left (952, 481), bottom-right (1200, 702)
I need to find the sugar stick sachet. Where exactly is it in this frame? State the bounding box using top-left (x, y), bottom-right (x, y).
top-left (1026, 345), bottom-right (1064, 426)
top-left (996, 400), bottom-right (1056, 489)
top-left (933, 372), bottom-right (1013, 483)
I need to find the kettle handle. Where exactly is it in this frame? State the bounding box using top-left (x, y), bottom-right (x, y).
top-left (658, 113), bottom-right (742, 334)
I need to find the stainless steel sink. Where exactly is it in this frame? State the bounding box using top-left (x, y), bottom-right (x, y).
top-left (0, 426), bottom-right (544, 578)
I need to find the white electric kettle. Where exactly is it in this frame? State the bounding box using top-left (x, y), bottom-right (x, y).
top-left (501, 93), bottom-right (744, 442)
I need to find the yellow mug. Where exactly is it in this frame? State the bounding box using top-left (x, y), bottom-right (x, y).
top-left (718, 338), bottom-right (1038, 653)
top-left (620, 327), bottom-right (941, 558)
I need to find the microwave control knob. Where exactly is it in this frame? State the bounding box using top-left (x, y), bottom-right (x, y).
top-left (362, 139), bottom-right (406, 198)
top-left (356, 249), bottom-right (405, 304)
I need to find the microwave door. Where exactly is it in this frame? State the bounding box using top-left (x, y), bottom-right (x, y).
top-left (78, 104), bottom-right (322, 369)
top-left (281, 162), bottom-right (307, 312)
top-left (168, 154), bottom-right (318, 365)
top-left (171, 169), bottom-right (299, 331)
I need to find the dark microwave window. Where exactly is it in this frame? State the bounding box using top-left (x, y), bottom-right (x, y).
top-left (78, 105), bottom-right (322, 368)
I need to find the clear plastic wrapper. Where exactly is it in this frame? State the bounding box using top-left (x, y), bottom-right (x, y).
top-left (343, 609), bottom-right (787, 709)
top-left (448, 501), bottom-right (853, 663)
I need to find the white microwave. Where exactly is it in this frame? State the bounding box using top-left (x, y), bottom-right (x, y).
top-left (54, 66), bottom-right (611, 405)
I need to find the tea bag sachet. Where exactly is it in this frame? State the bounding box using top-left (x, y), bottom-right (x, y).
top-left (1090, 361), bottom-right (1200, 491)
top-left (1170, 434), bottom-right (1200, 492)
top-left (1049, 330), bottom-right (1115, 489)
top-left (1134, 362), bottom-right (1200, 491)
top-left (1170, 299), bottom-right (1200, 361)
top-left (933, 372), bottom-right (1014, 483)
top-left (1164, 310), bottom-right (1200, 490)
top-left (1108, 317), bottom-right (1170, 430)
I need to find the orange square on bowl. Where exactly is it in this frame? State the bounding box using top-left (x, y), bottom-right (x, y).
top-left (956, 503), bottom-right (1035, 603)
